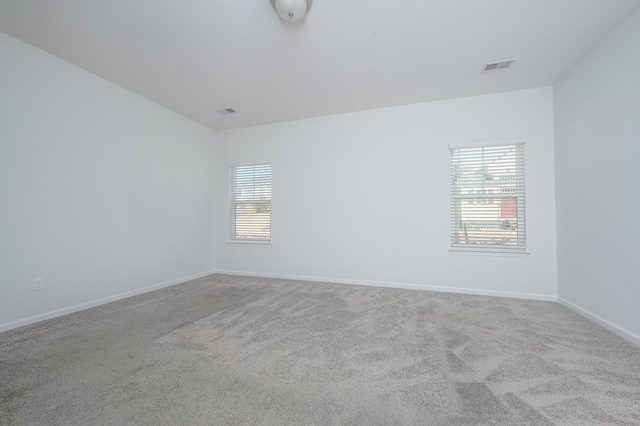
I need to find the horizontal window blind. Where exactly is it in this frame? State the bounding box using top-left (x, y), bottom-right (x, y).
top-left (450, 144), bottom-right (525, 250)
top-left (229, 163), bottom-right (271, 241)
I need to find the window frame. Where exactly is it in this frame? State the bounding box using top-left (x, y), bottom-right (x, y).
top-left (228, 161), bottom-right (272, 245)
top-left (449, 140), bottom-right (527, 255)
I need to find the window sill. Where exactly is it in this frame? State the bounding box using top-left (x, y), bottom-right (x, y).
top-left (450, 248), bottom-right (529, 257)
top-left (227, 240), bottom-right (272, 246)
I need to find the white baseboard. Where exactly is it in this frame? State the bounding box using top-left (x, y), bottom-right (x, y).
top-left (558, 297), bottom-right (640, 347)
top-left (214, 269), bottom-right (557, 302)
top-left (6, 269), bottom-right (637, 348)
top-left (0, 270), bottom-right (216, 333)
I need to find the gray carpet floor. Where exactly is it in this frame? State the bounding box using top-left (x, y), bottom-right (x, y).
top-left (1, 274), bottom-right (639, 425)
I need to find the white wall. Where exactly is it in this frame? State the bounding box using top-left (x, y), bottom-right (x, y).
top-left (0, 32), bottom-right (217, 330)
top-left (216, 87), bottom-right (557, 299)
top-left (554, 8), bottom-right (640, 341)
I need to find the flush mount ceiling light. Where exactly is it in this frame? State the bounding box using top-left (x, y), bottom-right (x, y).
top-left (270, 0), bottom-right (313, 22)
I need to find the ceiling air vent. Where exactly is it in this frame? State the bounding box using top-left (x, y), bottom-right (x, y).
top-left (216, 108), bottom-right (237, 115)
top-left (482, 58), bottom-right (517, 73)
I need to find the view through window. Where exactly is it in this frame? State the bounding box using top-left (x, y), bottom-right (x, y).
top-left (229, 163), bottom-right (271, 241)
top-left (450, 143), bottom-right (525, 251)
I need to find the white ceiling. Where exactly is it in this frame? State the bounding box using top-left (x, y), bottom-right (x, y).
top-left (1, 1), bottom-right (639, 131)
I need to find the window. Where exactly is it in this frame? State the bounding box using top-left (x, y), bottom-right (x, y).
top-left (450, 143), bottom-right (525, 252)
top-left (229, 163), bottom-right (271, 242)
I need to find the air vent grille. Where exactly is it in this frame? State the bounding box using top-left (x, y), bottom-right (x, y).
top-left (482, 59), bottom-right (516, 73)
top-left (216, 108), bottom-right (237, 115)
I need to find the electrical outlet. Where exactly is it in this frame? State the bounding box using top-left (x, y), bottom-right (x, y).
top-left (452, 261), bottom-right (459, 270)
top-left (34, 277), bottom-right (44, 291)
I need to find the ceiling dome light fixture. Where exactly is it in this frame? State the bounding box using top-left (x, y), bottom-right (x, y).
top-left (270, 0), bottom-right (313, 22)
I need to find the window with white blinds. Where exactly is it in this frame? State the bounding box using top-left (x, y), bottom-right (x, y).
top-left (229, 163), bottom-right (271, 242)
top-left (450, 143), bottom-right (525, 251)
